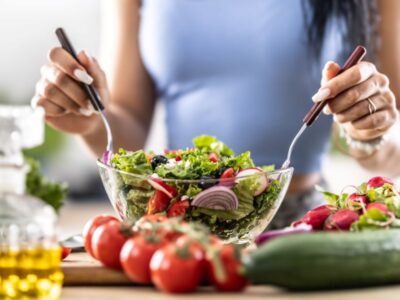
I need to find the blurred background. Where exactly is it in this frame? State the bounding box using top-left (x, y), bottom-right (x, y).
top-left (0, 0), bottom-right (381, 236)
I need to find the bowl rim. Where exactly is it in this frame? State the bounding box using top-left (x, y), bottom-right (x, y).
top-left (97, 159), bottom-right (294, 184)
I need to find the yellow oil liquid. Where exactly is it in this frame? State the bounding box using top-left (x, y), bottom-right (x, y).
top-left (0, 247), bottom-right (63, 300)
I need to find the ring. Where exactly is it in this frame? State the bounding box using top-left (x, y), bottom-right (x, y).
top-left (367, 97), bottom-right (377, 115)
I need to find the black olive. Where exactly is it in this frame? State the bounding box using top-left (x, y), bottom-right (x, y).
top-left (215, 166), bottom-right (229, 178)
top-left (199, 175), bottom-right (216, 190)
top-left (151, 155), bottom-right (169, 170)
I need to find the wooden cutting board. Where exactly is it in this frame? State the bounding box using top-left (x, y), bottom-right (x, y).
top-left (62, 252), bottom-right (136, 286)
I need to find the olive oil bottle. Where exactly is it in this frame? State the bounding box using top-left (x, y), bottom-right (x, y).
top-left (0, 105), bottom-right (63, 299)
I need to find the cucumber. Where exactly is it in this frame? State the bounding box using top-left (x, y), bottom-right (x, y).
top-left (243, 230), bottom-right (400, 290)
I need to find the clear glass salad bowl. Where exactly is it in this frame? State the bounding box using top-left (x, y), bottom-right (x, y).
top-left (97, 160), bottom-right (293, 244)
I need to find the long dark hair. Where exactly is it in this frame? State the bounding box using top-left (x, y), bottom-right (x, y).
top-left (303, 0), bottom-right (379, 61)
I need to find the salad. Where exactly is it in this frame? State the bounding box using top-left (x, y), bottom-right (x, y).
top-left (108, 135), bottom-right (283, 240)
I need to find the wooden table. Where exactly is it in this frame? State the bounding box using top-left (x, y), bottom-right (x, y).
top-left (61, 285), bottom-right (400, 300)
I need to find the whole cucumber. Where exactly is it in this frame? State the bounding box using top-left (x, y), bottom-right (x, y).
top-left (243, 230), bottom-right (400, 290)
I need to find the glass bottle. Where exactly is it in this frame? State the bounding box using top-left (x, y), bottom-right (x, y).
top-left (0, 106), bottom-right (63, 300)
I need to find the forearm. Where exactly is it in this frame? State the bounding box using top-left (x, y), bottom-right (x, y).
top-left (81, 103), bottom-right (148, 157)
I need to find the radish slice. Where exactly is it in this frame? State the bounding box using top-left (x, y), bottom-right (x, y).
top-left (192, 186), bottom-right (239, 210)
top-left (236, 168), bottom-right (269, 196)
top-left (148, 177), bottom-right (177, 198)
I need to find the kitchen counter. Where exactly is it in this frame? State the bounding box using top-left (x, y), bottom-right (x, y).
top-left (59, 200), bottom-right (400, 300)
top-left (62, 285), bottom-right (400, 300)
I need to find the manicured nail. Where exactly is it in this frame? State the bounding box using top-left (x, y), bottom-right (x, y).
top-left (79, 107), bottom-right (93, 117)
top-left (73, 69), bottom-right (93, 85)
top-left (323, 105), bottom-right (331, 115)
top-left (312, 87), bottom-right (330, 103)
top-left (82, 49), bottom-right (93, 63)
top-left (30, 96), bottom-right (39, 108)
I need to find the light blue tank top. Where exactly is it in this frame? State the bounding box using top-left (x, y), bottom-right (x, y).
top-left (139, 0), bottom-right (344, 174)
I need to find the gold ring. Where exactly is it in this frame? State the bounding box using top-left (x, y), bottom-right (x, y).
top-left (367, 98), bottom-right (377, 115)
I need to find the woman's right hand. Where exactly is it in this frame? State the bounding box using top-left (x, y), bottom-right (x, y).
top-left (33, 47), bottom-right (110, 135)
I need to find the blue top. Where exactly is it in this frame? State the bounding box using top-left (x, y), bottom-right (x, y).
top-left (139, 0), bottom-right (344, 174)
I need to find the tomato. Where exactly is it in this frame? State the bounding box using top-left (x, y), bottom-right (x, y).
top-left (207, 244), bottom-right (248, 292)
top-left (208, 153), bottom-right (219, 163)
top-left (136, 214), bottom-right (167, 228)
top-left (150, 243), bottom-right (204, 293)
top-left (91, 220), bottom-right (131, 269)
top-left (167, 200), bottom-right (189, 217)
top-left (220, 167), bottom-right (234, 179)
top-left (61, 247), bottom-right (72, 260)
top-left (82, 214), bottom-right (118, 258)
top-left (147, 190), bottom-right (171, 214)
top-left (120, 235), bottom-right (165, 284)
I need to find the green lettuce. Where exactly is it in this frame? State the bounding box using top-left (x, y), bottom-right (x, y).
top-left (193, 135), bottom-right (234, 157)
top-left (111, 149), bottom-right (152, 175)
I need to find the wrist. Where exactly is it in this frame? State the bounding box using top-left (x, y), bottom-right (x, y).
top-left (336, 124), bottom-right (387, 158)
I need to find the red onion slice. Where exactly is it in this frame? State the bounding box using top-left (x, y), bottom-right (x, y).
top-left (192, 186), bottom-right (239, 210)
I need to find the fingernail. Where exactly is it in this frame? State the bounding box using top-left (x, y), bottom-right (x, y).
top-left (323, 106), bottom-right (331, 115)
top-left (31, 96), bottom-right (39, 108)
top-left (82, 49), bottom-right (93, 62)
top-left (79, 107), bottom-right (93, 117)
top-left (73, 69), bottom-right (93, 85)
top-left (312, 87), bottom-right (331, 103)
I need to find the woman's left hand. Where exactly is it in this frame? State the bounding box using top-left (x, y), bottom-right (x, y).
top-left (312, 61), bottom-right (398, 141)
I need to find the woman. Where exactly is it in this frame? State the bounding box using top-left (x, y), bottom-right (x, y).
top-left (32, 0), bottom-right (400, 228)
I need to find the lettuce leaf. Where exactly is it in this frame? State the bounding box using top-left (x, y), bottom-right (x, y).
top-left (111, 149), bottom-right (152, 175)
top-left (192, 135), bottom-right (234, 157)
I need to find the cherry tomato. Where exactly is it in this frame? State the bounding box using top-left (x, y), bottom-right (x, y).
top-left (120, 235), bottom-right (166, 284)
top-left (150, 243), bottom-right (204, 293)
top-left (208, 153), bottom-right (219, 163)
top-left (147, 190), bottom-right (171, 214)
top-left (136, 214), bottom-right (167, 228)
top-left (61, 247), bottom-right (72, 260)
top-left (82, 214), bottom-right (118, 258)
top-left (207, 244), bottom-right (248, 292)
top-left (220, 167), bottom-right (234, 179)
top-left (91, 220), bottom-right (130, 269)
top-left (167, 200), bottom-right (189, 218)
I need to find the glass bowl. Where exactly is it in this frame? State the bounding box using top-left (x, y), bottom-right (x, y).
top-left (97, 160), bottom-right (293, 244)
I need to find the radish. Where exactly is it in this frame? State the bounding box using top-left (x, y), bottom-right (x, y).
top-left (255, 223), bottom-right (313, 246)
top-left (236, 168), bottom-right (269, 196)
top-left (324, 209), bottom-right (359, 231)
top-left (191, 186), bottom-right (239, 210)
top-left (302, 205), bottom-right (336, 230)
top-left (148, 177), bottom-right (177, 198)
top-left (366, 202), bottom-right (389, 214)
top-left (367, 176), bottom-right (394, 190)
top-left (348, 193), bottom-right (368, 205)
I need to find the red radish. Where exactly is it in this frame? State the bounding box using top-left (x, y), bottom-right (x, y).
top-left (208, 153), bottom-right (219, 162)
top-left (367, 176), bottom-right (393, 190)
top-left (302, 205), bottom-right (336, 230)
top-left (366, 202), bottom-right (389, 213)
top-left (255, 223), bottom-right (313, 246)
top-left (175, 155), bottom-right (182, 161)
top-left (236, 168), bottom-right (269, 196)
top-left (324, 209), bottom-right (359, 231)
top-left (148, 177), bottom-right (177, 198)
top-left (192, 186), bottom-right (239, 210)
top-left (348, 193), bottom-right (368, 205)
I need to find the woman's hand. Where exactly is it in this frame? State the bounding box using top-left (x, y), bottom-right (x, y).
top-left (312, 61), bottom-right (398, 141)
top-left (32, 48), bottom-right (110, 135)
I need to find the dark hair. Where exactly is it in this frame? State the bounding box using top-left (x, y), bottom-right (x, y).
top-left (303, 0), bottom-right (379, 61)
